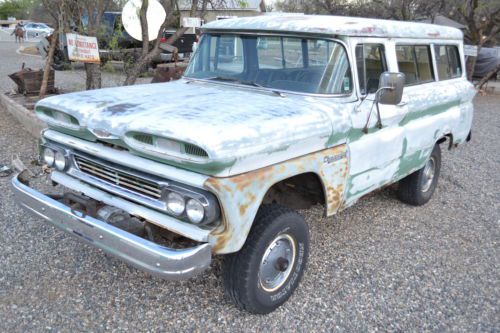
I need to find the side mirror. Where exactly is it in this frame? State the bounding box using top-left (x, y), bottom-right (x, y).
top-left (378, 72), bottom-right (405, 105)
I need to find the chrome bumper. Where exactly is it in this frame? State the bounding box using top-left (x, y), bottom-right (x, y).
top-left (11, 173), bottom-right (212, 280)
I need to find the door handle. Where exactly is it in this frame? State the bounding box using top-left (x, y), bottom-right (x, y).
top-left (397, 101), bottom-right (408, 107)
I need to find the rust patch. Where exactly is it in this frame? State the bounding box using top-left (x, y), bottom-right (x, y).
top-left (205, 177), bottom-right (222, 193)
top-left (231, 165), bottom-right (275, 192)
top-left (239, 203), bottom-right (249, 216)
top-left (212, 225), bottom-right (232, 253)
top-left (205, 144), bottom-right (349, 253)
top-left (326, 184), bottom-right (345, 215)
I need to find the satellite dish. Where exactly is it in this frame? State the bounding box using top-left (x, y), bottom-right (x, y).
top-left (121, 0), bottom-right (166, 41)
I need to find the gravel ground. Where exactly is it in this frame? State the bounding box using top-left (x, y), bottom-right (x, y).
top-left (0, 40), bottom-right (499, 332)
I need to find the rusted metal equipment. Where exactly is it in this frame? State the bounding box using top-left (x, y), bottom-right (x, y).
top-left (8, 64), bottom-right (55, 95)
top-left (151, 62), bottom-right (188, 83)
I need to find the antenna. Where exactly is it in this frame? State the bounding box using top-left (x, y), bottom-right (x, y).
top-left (121, 0), bottom-right (166, 41)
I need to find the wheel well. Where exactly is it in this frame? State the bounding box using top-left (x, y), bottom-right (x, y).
top-left (437, 133), bottom-right (453, 150)
top-left (262, 172), bottom-right (325, 210)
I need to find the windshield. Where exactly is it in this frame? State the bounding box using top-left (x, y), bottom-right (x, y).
top-left (185, 33), bottom-right (352, 95)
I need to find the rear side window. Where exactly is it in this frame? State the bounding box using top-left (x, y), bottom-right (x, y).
top-left (355, 44), bottom-right (387, 95)
top-left (434, 45), bottom-right (462, 80)
top-left (396, 45), bottom-right (434, 86)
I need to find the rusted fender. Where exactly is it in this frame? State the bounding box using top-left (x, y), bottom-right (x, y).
top-left (204, 144), bottom-right (348, 254)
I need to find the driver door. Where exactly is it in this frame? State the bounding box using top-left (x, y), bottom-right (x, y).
top-left (346, 41), bottom-right (408, 204)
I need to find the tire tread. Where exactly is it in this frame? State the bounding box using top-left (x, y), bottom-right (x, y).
top-left (223, 205), bottom-right (305, 313)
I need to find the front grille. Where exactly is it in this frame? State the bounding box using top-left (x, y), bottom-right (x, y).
top-left (74, 155), bottom-right (162, 199)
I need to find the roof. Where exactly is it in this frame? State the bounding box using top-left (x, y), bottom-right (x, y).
top-left (203, 15), bottom-right (464, 40)
top-left (420, 15), bottom-right (466, 30)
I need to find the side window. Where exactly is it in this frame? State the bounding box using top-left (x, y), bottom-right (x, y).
top-left (396, 45), bottom-right (434, 85)
top-left (210, 35), bottom-right (244, 74)
top-left (257, 37), bottom-right (282, 69)
top-left (256, 37), bottom-right (304, 69)
top-left (396, 45), bottom-right (418, 85)
top-left (415, 46), bottom-right (434, 83)
top-left (282, 37), bottom-right (303, 68)
top-left (447, 46), bottom-right (462, 78)
top-left (308, 40), bottom-right (329, 66)
top-left (434, 45), bottom-right (462, 80)
top-left (355, 44), bottom-right (387, 95)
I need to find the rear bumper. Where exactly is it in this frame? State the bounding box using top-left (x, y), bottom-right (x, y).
top-left (11, 173), bottom-right (212, 280)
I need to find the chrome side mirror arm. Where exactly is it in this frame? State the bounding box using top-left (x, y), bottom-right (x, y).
top-left (361, 86), bottom-right (394, 134)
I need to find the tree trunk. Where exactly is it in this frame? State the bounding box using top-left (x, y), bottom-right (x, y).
top-left (466, 56), bottom-right (477, 81)
top-left (476, 63), bottom-right (500, 90)
top-left (124, 0), bottom-right (200, 86)
top-left (39, 31), bottom-right (58, 98)
top-left (85, 63), bottom-right (102, 90)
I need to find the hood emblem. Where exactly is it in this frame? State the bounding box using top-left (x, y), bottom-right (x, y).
top-left (90, 128), bottom-right (118, 139)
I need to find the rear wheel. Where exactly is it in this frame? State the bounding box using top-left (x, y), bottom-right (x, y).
top-left (222, 205), bottom-right (309, 314)
top-left (398, 144), bottom-right (441, 206)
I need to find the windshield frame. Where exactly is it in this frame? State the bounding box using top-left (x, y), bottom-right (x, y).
top-left (184, 31), bottom-right (354, 98)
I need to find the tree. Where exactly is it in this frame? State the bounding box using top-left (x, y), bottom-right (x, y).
top-left (0, 0), bottom-right (33, 19)
top-left (123, 0), bottom-right (203, 85)
top-left (39, 0), bottom-right (63, 98)
top-left (124, 0), bottom-right (229, 85)
top-left (275, 0), bottom-right (448, 20)
top-left (449, 0), bottom-right (500, 80)
top-left (79, 0), bottom-right (113, 90)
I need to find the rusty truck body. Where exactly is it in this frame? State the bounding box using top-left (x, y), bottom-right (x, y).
top-left (12, 15), bottom-right (475, 313)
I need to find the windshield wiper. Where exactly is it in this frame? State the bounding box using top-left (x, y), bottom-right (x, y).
top-left (206, 76), bottom-right (286, 97)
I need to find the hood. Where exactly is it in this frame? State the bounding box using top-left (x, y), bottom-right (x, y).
top-left (37, 80), bottom-right (335, 175)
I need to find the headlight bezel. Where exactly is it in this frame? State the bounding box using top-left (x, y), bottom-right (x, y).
top-left (163, 184), bottom-right (220, 226)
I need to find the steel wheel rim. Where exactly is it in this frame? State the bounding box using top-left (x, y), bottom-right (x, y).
top-left (421, 157), bottom-right (436, 192)
top-left (259, 233), bottom-right (297, 292)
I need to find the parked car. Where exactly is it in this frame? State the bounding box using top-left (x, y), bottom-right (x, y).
top-left (23, 22), bottom-right (53, 38)
top-left (12, 15), bottom-right (475, 314)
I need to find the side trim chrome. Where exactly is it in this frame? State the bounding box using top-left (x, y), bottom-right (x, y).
top-left (11, 173), bottom-right (212, 280)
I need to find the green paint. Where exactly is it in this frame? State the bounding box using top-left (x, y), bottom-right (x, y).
top-left (128, 148), bottom-right (236, 175)
top-left (325, 130), bottom-right (348, 147)
top-left (396, 150), bottom-right (426, 180)
top-left (399, 100), bottom-right (460, 126)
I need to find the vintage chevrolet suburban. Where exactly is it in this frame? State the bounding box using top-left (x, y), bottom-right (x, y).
top-left (12, 15), bottom-right (475, 314)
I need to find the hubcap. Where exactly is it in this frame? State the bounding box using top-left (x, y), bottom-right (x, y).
top-left (259, 234), bottom-right (296, 292)
top-left (421, 157), bottom-right (436, 192)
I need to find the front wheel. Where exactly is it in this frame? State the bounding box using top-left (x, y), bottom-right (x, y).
top-left (398, 143), bottom-right (441, 206)
top-left (222, 205), bottom-right (309, 314)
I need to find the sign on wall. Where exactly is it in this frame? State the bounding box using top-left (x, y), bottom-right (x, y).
top-left (182, 17), bottom-right (202, 28)
top-left (66, 33), bottom-right (100, 63)
top-left (464, 45), bottom-right (478, 57)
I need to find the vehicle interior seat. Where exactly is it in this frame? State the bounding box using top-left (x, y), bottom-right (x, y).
top-left (397, 62), bottom-right (418, 85)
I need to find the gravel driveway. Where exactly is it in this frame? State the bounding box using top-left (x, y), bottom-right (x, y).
top-left (0, 40), bottom-right (499, 332)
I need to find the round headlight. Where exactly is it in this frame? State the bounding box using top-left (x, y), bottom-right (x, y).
top-left (186, 199), bottom-right (204, 224)
top-left (54, 151), bottom-right (67, 170)
top-left (167, 192), bottom-right (185, 215)
top-left (43, 148), bottom-right (55, 166)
